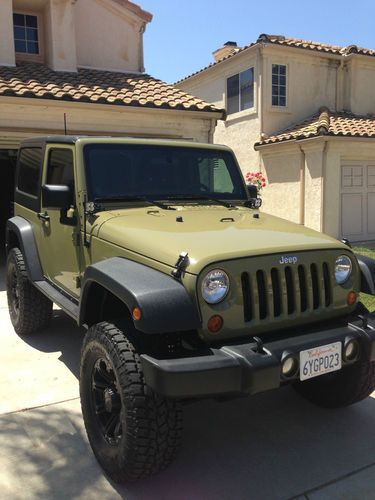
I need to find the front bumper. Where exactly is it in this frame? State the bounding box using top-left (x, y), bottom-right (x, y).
top-left (141, 313), bottom-right (375, 399)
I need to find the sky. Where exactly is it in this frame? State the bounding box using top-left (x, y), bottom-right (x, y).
top-left (139, 0), bottom-right (375, 84)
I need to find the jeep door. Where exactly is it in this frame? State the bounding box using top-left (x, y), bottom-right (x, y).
top-left (36, 146), bottom-right (82, 297)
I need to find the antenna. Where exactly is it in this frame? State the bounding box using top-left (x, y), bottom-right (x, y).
top-left (64, 113), bottom-right (67, 135)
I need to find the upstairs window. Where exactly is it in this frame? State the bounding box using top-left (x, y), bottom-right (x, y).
top-left (227, 68), bottom-right (254, 115)
top-left (272, 64), bottom-right (287, 106)
top-left (13, 13), bottom-right (39, 55)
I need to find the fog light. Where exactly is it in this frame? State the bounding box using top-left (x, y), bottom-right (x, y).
top-left (281, 356), bottom-right (299, 378)
top-left (344, 339), bottom-right (360, 362)
top-left (347, 291), bottom-right (357, 306)
top-left (207, 315), bottom-right (223, 333)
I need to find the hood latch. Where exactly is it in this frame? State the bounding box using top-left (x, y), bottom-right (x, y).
top-left (172, 252), bottom-right (189, 280)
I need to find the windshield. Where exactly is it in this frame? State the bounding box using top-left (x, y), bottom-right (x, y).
top-left (83, 144), bottom-right (247, 202)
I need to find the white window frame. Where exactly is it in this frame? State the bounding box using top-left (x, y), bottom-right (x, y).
top-left (271, 63), bottom-right (287, 107)
top-left (13, 10), bottom-right (44, 63)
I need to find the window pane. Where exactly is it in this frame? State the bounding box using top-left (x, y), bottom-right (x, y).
top-left (47, 149), bottom-right (75, 206)
top-left (240, 68), bottom-right (254, 110)
top-left (279, 75), bottom-right (286, 86)
top-left (15, 40), bottom-right (27, 53)
top-left (272, 85), bottom-right (278, 96)
top-left (25, 15), bottom-right (38, 28)
top-left (13, 13), bottom-right (25, 27)
top-left (14, 26), bottom-right (25, 40)
top-left (279, 86), bottom-right (286, 97)
top-left (280, 65), bottom-right (286, 75)
top-left (27, 42), bottom-right (39, 54)
top-left (280, 96), bottom-right (286, 106)
top-left (18, 148), bottom-right (42, 196)
top-left (272, 95), bottom-right (279, 106)
top-left (227, 74), bottom-right (239, 114)
top-left (272, 74), bottom-right (278, 85)
top-left (26, 27), bottom-right (38, 42)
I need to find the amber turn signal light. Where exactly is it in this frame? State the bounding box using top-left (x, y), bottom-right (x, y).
top-left (132, 307), bottom-right (142, 321)
top-left (347, 291), bottom-right (357, 306)
top-left (207, 315), bottom-right (223, 333)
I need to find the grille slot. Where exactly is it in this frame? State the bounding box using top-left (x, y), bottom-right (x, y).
top-left (310, 263), bottom-right (320, 310)
top-left (271, 268), bottom-right (282, 317)
top-left (240, 260), bottom-right (332, 324)
top-left (323, 262), bottom-right (332, 307)
top-left (284, 266), bottom-right (295, 315)
top-left (256, 270), bottom-right (268, 320)
top-left (241, 272), bottom-right (252, 322)
top-left (298, 265), bottom-right (308, 312)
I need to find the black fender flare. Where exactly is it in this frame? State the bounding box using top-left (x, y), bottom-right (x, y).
top-left (80, 257), bottom-right (201, 334)
top-left (6, 216), bottom-right (44, 282)
top-left (355, 254), bottom-right (375, 295)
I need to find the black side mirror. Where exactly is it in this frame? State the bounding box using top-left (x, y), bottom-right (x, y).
top-left (42, 185), bottom-right (72, 208)
top-left (247, 184), bottom-right (258, 199)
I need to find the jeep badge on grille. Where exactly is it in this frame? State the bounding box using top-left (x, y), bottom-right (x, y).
top-left (279, 255), bottom-right (298, 265)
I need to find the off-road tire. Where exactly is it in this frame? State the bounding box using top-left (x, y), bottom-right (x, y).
top-left (6, 247), bottom-right (53, 336)
top-left (80, 321), bottom-right (183, 482)
top-left (293, 356), bottom-right (375, 408)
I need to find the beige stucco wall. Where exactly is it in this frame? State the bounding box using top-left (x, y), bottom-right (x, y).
top-left (45, 0), bottom-right (77, 72)
top-left (346, 58), bottom-right (375, 115)
top-left (75, 0), bottom-right (143, 72)
top-left (259, 143), bottom-right (302, 224)
top-left (178, 49), bottom-right (261, 174)
top-left (261, 46), bottom-right (337, 136)
top-left (0, 0), bottom-right (15, 67)
top-left (0, 97), bottom-right (216, 148)
top-left (0, 0), bottom-right (146, 73)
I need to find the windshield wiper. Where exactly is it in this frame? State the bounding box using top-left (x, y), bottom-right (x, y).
top-left (93, 195), bottom-right (175, 211)
top-left (165, 194), bottom-right (236, 209)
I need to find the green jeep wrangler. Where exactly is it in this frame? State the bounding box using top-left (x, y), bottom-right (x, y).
top-left (6, 136), bottom-right (375, 482)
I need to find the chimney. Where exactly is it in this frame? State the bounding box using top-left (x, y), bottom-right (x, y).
top-left (213, 41), bottom-right (239, 62)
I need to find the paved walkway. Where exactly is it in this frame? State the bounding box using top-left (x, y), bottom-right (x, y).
top-left (1, 263), bottom-right (375, 499)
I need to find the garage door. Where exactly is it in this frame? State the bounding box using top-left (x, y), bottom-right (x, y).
top-left (341, 163), bottom-right (375, 241)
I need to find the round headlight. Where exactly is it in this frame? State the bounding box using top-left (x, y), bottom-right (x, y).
top-left (201, 269), bottom-right (229, 304)
top-left (335, 255), bottom-right (352, 284)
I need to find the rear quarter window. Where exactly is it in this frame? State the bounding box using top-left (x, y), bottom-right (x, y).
top-left (17, 147), bottom-right (42, 196)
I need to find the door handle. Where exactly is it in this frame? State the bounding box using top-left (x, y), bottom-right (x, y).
top-left (37, 212), bottom-right (50, 222)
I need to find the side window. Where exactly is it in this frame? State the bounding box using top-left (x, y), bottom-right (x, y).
top-left (17, 147), bottom-right (42, 196)
top-left (47, 149), bottom-right (74, 187)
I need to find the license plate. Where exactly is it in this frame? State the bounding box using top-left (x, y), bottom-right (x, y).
top-left (300, 342), bottom-right (342, 381)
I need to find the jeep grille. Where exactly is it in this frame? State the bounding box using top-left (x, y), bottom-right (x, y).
top-left (241, 262), bottom-right (332, 322)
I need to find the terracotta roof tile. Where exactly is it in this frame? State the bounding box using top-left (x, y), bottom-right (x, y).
top-left (176, 33), bottom-right (375, 84)
top-left (0, 61), bottom-right (223, 116)
top-left (254, 107), bottom-right (375, 146)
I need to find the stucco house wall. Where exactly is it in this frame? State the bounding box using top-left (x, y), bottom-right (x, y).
top-left (177, 35), bottom-right (375, 241)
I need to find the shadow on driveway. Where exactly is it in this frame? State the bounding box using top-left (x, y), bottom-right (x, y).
top-left (2, 387), bottom-right (375, 499)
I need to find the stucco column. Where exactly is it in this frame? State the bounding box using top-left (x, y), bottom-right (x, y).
top-left (45, 0), bottom-right (77, 72)
top-left (300, 140), bottom-right (327, 232)
top-left (0, 0), bottom-right (16, 67)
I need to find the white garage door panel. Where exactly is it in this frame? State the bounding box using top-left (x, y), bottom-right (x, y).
top-left (340, 163), bottom-right (375, 241)
top-left (367, 193), bottom-right (375, 234)
top-left (341, 193), bottom-right (363, 236)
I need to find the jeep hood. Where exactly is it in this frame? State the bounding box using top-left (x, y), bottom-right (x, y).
top-left (94, 207), bottom-right (347, 275)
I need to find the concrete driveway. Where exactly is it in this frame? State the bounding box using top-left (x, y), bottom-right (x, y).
top-left (1, 260), bottom-right (375, 499)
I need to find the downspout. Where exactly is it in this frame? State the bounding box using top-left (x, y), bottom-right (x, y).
top-left (138, 23), bottom-right (146, 73)
top-left (320, 139), bottom-right (328, 233)
top-left (207, 118), bottom-right (217, 144)
top-left (335, 60), bottom-right (344, 111)
top-left (298, 144), bottom-right (306, 225)
top-left (258, 45), bottom-right (264, 169)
